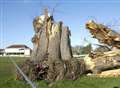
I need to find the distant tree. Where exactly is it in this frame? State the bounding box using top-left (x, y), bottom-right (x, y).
top-left (72, 44), bottom-right (92, 55)
top-left (80, 44), bottom-right (92, 54)
top-left (72, 45), bottom-right (81, 55)
top-left (94, 45), bottom-right (111, 53)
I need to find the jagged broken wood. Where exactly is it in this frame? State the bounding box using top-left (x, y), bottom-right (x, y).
top-left (85, 20), bottom-right (120, 76)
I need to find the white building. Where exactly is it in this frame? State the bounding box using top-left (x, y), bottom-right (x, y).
top-left (4, 45), bottom-right (32, 57)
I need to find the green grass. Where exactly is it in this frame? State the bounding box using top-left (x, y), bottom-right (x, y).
top-left (0, 57), bottom-right (120, 88)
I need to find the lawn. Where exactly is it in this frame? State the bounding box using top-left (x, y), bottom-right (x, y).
top-left (0, 57), bottom-right (120, 88)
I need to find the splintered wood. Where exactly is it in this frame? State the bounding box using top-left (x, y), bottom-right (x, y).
top-left (85, 20), bottom-right (120, 77)
top-left (17, 9), bottom-right (85, 82)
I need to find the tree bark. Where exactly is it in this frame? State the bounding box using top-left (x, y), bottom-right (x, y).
top-left (47, 22), bottom-right (62, 61)
top-left (61, 26), bottom-right (73, 61)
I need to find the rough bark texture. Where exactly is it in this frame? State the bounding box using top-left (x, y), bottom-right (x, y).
top-left (61, 26), bottom-right (73, 61)
top-left (48, 23), bottom-right (62, 61)
top-left (36, 29), bottom-right (48, 60)
top-left (31, 15), bottom-right (73, 61)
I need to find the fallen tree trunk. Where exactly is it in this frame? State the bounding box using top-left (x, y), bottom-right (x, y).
top-left (97, 69), bottom-right (120, 77)
top-left (84, 50), bottom-right (120, 74)
top-left (85, 20), bottom-right (120, 76)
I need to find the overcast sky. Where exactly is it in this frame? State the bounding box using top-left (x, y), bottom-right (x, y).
top-left (1, 0), bottom-right (120, 49)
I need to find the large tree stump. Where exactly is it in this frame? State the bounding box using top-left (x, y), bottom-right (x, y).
top-left (30, 13), bottom-right (86, 81)
top-left (17, 10), bottom-right (86, 82)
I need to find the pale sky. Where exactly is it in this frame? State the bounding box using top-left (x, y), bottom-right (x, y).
top-left (1, 0), bottom-right (120, 49)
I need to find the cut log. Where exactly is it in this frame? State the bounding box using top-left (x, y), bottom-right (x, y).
top-left (84, 51), bottom-right (120, 74)
top-left (97, 69), bottom-right (120, 77)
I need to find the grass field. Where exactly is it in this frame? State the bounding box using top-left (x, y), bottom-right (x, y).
top-left (0, 57), bottom-right (120, 88)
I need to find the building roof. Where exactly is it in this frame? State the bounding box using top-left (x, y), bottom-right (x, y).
top-left (0, 49), bottom-right (4, 51)
top-left (0, 49), bottom-right (4, 53)
top-left (6, 44), bottom-right (30, 49)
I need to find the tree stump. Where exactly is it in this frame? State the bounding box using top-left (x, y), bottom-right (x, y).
top-left (17, 11), bottom-right (86, 82)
